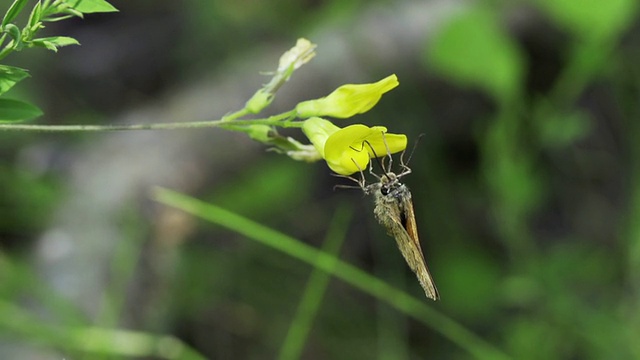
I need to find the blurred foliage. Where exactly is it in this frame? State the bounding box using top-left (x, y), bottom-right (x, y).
top-left (1, 0), bottom-right (640, 359)
top-left (418, 1), bottom-right (639, 359)
top-left (0, 0), bottom-right (117, 122)
top-left (0, 164), bottom-right (59, 242)
top-left (180, 0), bottom-right (365, 73)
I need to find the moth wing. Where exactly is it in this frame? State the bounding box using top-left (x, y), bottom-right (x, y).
top-left (390, 197), bottom-right (440, 301)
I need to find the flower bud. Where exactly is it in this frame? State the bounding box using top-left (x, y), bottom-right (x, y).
top-left (296, 74), bottom-right (399, 119)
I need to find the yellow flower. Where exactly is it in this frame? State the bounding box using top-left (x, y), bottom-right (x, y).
top-left (296, 74), bottom-right (399, 119)
top-left (302, 117), bottom-right (407, 175)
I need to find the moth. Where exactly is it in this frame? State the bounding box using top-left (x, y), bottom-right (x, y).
top-left (363, 165), bottom-right (440, 301)
top-left (344, 138), bottom-right (439, 301)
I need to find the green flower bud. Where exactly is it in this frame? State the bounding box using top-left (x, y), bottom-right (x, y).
top-left (246, 124), bottom-right (275, 143)
top-left (245, 89), bottom-right (274, 114)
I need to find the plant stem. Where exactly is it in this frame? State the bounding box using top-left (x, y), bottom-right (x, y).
top-left (0, 42), bottom-right (14, 61)
top-left (0, 114), bottom-right (303, 132)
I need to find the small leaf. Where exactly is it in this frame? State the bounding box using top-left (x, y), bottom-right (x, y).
top-left (0, 65), bottom-right (29, 95)
top-left (38, 36), bottom-right (79, 47)
top-left (0, 98), bottom-right (43, 122)
top-left (62, 0), bottom-right (118, 14)
top-left (2, 0), bottom-right (29, 26)
top-left (424, 7), bottom-right (525, 102)
top-left (46, 13), bottom-right (81, 22)
top-left (31, 36), bottom-right (80, 51)
top-left (45, 5), bottom-right (84, 21)
top-left (27, 1), bottom-right (42, 29)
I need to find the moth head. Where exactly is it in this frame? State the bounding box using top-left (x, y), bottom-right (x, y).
top-left (379, 172), bottom-right (399, 195)
top-left (381, 172), bottom-right (397, 184)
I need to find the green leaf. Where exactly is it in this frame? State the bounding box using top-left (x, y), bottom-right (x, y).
top-left (0, 65), bottom-right (29, 95)
top-left (55, 7), bottom-right (84, 20)
top-left (0, 98), bottom-right (43, 122)
top-left (536, 0), bottom-right (638, 41)
top-left (2, 0), bottom-right (29, 26)
top-left (424, 7), bottom-right (525, 102)
top-left (62, 0), bottom-right (118, 14)
top-left (27, 1), bottom-right (42, 30)
top-left (31, 36), bottom-right (80, 52)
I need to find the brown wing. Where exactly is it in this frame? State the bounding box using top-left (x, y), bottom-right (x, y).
top-left (391, 196), bottom-right (440, 301)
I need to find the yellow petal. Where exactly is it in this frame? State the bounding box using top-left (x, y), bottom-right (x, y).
top-left (322, 124), bottom-right (409, 175)
top-left (324, 125), bottom-right (380, 174)
top-left (301, 117), bottom-right (340, 157)
top-left (361, 132), bottom-right (408, 159)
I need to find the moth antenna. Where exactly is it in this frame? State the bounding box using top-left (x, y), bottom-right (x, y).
top-left (362, 140), bottom-right (384, 180)
top-left (402, 133), bottom-right (424, 168)
top-left (348, 141), bottom-right (367, 153)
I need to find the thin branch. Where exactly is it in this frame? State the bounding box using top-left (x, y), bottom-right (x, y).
top-left (0, 111), bottom-right (302, 132)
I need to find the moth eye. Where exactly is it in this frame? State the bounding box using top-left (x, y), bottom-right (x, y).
top-left (380, 187), bottom-right (389, 195)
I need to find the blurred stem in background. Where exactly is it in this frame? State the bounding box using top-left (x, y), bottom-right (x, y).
top-left (154, 187), bottom-right (511, 360)
top-left (278, 204), bottom-right (351, 360)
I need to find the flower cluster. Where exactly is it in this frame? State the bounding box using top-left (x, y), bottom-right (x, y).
top-left (296, 74), bottom-right (407, 175)
top-left (232, 39), bottom-right (408, 176)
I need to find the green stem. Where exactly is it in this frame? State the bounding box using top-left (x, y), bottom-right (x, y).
top-left (0, 114), bottom-right (303, 132)
top-left (278, 204), bottom-right (351, 360)
top-left (0, 300), bottom-right (205, 359)
top-left (0, 42), bottom-right (14, 61)
top-left (0, 33), bottom-right (7, 52)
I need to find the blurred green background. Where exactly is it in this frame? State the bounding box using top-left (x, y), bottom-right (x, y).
top-left (1, 0), bottom-right (640, 359)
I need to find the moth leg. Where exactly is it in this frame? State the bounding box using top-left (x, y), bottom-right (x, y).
top-left (350, 157), bottom-right (368, 190)
top-left (397, 166), bottom-right (412, 179)
top-left (332, 168), bottom-right (366, 191)
top-left (380, 131), bottom-right (394, 173)
top-left (367, 159), bottom-right (382, 182)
